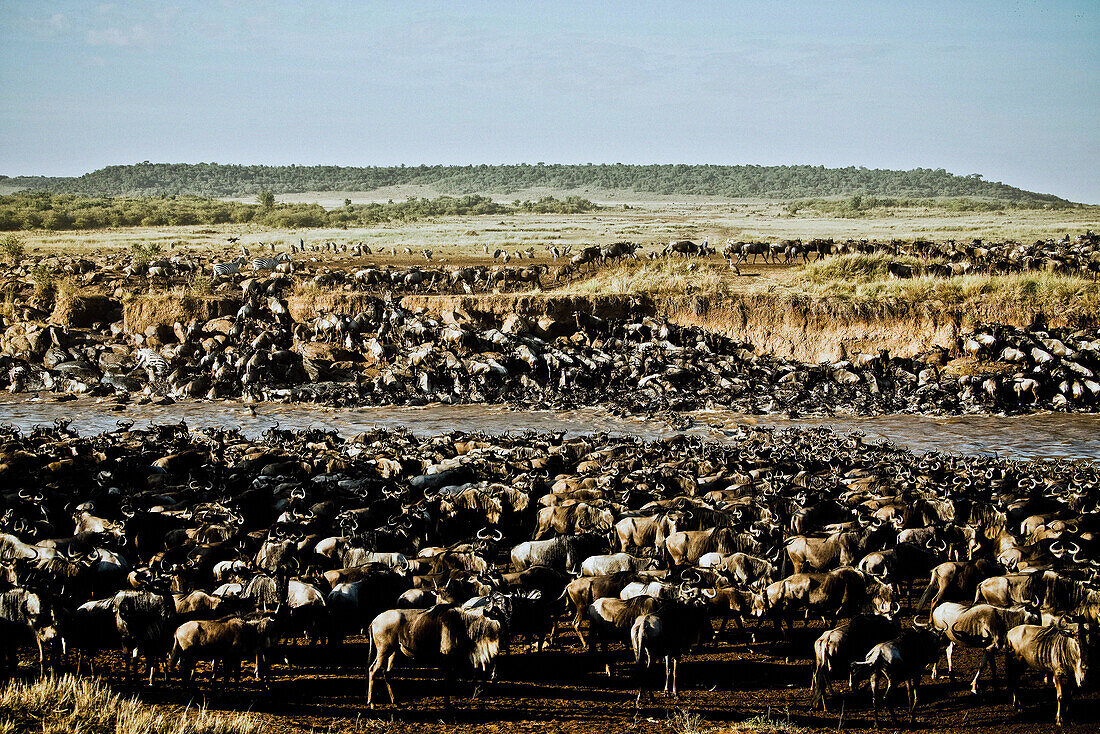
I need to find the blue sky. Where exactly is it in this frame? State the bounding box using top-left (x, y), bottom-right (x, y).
top-left (1, 1), bottom-right (1097, 201)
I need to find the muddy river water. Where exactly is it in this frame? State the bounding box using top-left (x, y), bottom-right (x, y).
top-left (1, 396), bottom-right (1098, 461)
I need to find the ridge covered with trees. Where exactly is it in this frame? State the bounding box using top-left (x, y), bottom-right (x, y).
top-left (0, 192), bottom-right (597, 231)
top-left (0, 162), bottom-right (1071, 203)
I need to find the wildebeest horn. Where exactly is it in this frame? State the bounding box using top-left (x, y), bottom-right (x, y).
top-left (701, 587), bottom-right (717, 599)
top-left (890, 602), bottom-right (901, 615)
top-left (492, 529), bottom-right (503, 541)
top-left (476, 527), bottom-right (491, 540)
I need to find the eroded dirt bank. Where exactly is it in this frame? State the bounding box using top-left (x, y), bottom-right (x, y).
top-left (400, 291), bottom-right (1081, 363)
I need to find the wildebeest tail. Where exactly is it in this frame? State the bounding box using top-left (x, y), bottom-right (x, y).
top-left (915, 578), bottom-right (936, 615)
top-left (810, 635), bottom-right (830, 708)
top-left (630, 621), bottom-right (648, 667)
top-left (811, 661), bottom-right (830, 709)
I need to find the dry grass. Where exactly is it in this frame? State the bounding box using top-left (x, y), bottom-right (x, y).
top-left (554, 260), bottom-right (743, 299)
top-left (664, 709), bottom-right (807, 734)
top-left (559, 260), bottom-right (738, 297)
top-left (788, 254), bottom-right (1100, 318)
top-left (556, 252), bottom-right (1100, 331)
top-left (0, 674), bottom-right (261, 734)
top-left (12, 202), bottom-right (1098, 259)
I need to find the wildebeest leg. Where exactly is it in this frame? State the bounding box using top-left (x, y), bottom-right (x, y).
top-left (886, 675), bottom-right (898, 726)
top-left (443, 667), bottom-right (454, 711)
top-left (946, 641), bottom-right (955, 683)
top-left (908, 679), bottom-right (918, 723)
top-left (573, 614), bottom-right (588, 648)
top-left (670, 657), bottom-right (679, 697)
top-left (870, 672), bottom-right (881, 729)
top-left (971, 648), bottom-right (992, 694)
top-left (986, 648), bottom-right (998, 691)
top-left (1054, 676), bottom-right (1064, 726)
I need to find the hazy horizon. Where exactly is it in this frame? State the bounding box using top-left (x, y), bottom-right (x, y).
top-left (2, 2), bottom-right (1097, 202)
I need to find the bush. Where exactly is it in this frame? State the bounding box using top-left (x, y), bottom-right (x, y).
top-left (130, 241), bottom-right (164, 267)
top-left (0, 233), bottom-right (25, 262)
top-left (29, 262), bottom-right (56, 296)
top-left (189, 273), bottom-right (215, 296)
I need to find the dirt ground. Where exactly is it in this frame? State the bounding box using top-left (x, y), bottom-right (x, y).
top-left (16, 617), bottom-right (1095, 734)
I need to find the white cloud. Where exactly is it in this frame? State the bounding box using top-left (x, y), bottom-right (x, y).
top-left (86, 24), bottom-right (151, 48)
top-left (25, 13), bottom-right (67, 36)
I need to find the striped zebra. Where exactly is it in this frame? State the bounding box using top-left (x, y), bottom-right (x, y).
top-left (251, 253), bottom-right (290, 271)
top-left (135, 348), bottom-right (169, 381)
top-left (211, 256), bottom-right (246, 276)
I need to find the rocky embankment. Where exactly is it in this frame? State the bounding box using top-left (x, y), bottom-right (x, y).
top-left (2, 275), bottom-right (1098, 416)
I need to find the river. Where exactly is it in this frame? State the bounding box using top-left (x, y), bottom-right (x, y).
top-left (2, 396), bottom-right (1098, 461)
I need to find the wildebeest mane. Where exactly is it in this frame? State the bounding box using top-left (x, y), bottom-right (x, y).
top-left (1030, 624), bottom-right (1081, 678)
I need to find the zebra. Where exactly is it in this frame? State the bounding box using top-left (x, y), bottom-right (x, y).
top-left (251, 253), bottom-right (290, 271)
top-left (211, 256), bottom-right (246, 276)
top-left (135, 348), bottom-right (169, 384)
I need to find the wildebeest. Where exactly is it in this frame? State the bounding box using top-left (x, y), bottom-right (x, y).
top-left (510, 534), bottom-right (606, 572)
top-left (630, 601), bottom-right (711, 705)
top-left (0, 588), bottom-right (59, 675)
top-left (1005, 622), bottom-right (1089, 725)
top-left (113, 589), bottom-right (178, 684)
top-left (915, 559), bottom-right (1001, 622)
top-left (534, 503), bottom-right (615, 538)
top-left (169, 611), bottom-right (284, 686)
top-left (581, 552), bottom-right (658, 576)
top-left (562, 571), bottom-right (647, 646)
top-left (366, 604), bottom-right (502, 708)
top-left (614, 512), bottom-right (682, 554)
top-left (811, 613), bottom-right (901, 710)
top-left (785, 525), bottom-right (893, 574)
top-left (665, 528), bottom-right (765, 567)
top-left (753, 568), bottom-right (896, 632)
top-left (852, 625), bottom-right (941, 726)
top-left (931, 602), bottom-right (1039, 692)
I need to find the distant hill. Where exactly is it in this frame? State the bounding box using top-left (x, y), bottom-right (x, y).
top-left (1, 162), bottom-right (1071, 203)
top-left (0, 175), bottom-right (70, 194)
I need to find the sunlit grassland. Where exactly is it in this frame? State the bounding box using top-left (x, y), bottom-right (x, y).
top-left (13, 199), bottom-right (1099, 260)
top-left (557, 253), bottom-right (1100, 324)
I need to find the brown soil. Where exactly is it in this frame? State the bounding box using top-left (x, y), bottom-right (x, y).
top-left (17, 620), bottom-right (1095, 734)
top-left (122, 294), bottom-right (239, 335)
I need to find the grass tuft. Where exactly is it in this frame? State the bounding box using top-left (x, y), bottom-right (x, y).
top-left (0, 674), bottom-right (262, 734)
top-left (561, 260), bottom-right (736, 297)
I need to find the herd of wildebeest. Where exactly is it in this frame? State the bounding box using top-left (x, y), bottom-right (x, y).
top-left (0, 420), bottom-right (1097, 726)
top-left (1, 232), bottom-right (1099, 418)
top-left (0, 230), bottom-right (1098, 729)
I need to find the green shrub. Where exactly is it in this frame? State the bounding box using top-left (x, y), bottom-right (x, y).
top-left (0, 234), bottom-right (25, 262)
top-left (130, 241), bottom-right (164, 267)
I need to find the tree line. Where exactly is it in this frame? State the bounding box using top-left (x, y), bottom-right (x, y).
top-left (784, 195), bottom-right (1085, 215)
top-left (0, 193), bottom-right (598, 231)
top-left (0, 162), bottom-right (1070, 203)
